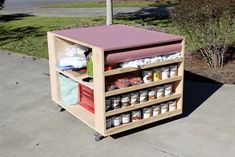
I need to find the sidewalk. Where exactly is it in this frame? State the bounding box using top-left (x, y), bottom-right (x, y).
top-left (0, 51), bottom-right (235, 157)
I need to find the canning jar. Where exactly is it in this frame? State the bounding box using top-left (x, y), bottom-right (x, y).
top-left (121, 94), bottom-right (131, 107)
top-left (161, 67), bottom-right (170, 80)
top-left (170, 65), bottom-right (177, 78)
top-left (110, 97), bottom-right (121, 109)
top-left (131, 110), bottom-right (141, 122)
top-left (169, 100), bottom-right (177, 112)
top-left (139, 90), bottom-right (148, 102)
top-left (152, 105), bottom-right (161, 116)
top-left (142, 107), bottom-right (152, 119)
top-left (130, 92), bottom-right (140, 105)
top-left (165, 84), bottom-right (173, 96)
top-left (161, 103), bottom-right (169, 114)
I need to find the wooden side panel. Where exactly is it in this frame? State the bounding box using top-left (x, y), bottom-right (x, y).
top-left (92, 48), bottom-right (106, 135)
top-left (48, 33), bottom-right (60, 103)
top-left (175, 39), bottom-right (185, 110)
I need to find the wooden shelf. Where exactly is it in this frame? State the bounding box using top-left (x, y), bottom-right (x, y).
top-left (104, 58), bottom-right (184, 76)
top-left (106, 93), bottom-right (182, 117)
top-left (57, 101), bottom-right (95, 130)
top-left (105, 76), bottom-right (182, 97)
top-left (105, 109), bottom-right (182, 135)
top-left (56, 69), bottom-right (94, 89)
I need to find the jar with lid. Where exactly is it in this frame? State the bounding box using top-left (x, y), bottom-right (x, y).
top-left (131, 110), bottom-right (141, 122)
top-left (110, 96), bottom-right (121, 109)
top-left (142, 70), bottom-right (153, 83)
top-left (161, 67), bottom-right (170, 80)
top-left (148, 88), bottom-right (156, 100)
top-left (169, 100), bottom-right (177, 112)
top-left (165, 84), bottom-right (173, 96)
top-left (142, 107), bottom-right (152, 119)
top-left (121, 113), bottom-right (131, 124)
top-left (139, 90), bottom-right (148, 102)
top-left (152, 105), bottom-right (161, 116)
top-left (106, 118), bottom-right (112, 129)
top-left (121, 94), bottom-right (131, 107)
top-left (105, 99), bottom-right (111, 111)
top-left (156, 86), bottom-right (164, 98)
top-left (130, 92), bottom-right (140, 105)
top-left (170, 65), bottom-right (177, 78)
top-left (112, 115), bottom-right (122, 127)
top-left (161, 102), bottom-right (169, 114)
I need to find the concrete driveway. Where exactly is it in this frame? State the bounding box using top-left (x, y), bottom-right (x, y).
top-left (0, 51), bottom-right (235, 157)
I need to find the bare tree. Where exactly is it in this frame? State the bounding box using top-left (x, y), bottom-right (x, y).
top-left (171, 0), bottom-right (234, 68)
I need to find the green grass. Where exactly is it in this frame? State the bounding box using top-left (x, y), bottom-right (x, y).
top-left (45, 1), bottom-right (165, 8)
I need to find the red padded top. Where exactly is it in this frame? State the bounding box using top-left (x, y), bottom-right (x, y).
top-left (53, 25), bottom-right (183, 51)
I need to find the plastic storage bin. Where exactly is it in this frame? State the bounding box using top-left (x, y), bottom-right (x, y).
top-left (79, 84), bottom-right (94, 113)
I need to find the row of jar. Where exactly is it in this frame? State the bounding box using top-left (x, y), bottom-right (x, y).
top-left (105, 64), bottom-right (178, 91)
top-left (106, 100), bottom-right (177, 129)
top-left (105, 84), bottom-right (174, 111)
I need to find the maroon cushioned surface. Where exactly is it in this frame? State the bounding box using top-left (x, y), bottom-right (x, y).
top-left (52, 25), bottom-right (183, 51)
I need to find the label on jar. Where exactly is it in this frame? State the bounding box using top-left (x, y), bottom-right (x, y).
top-left (112, 116), bottom-right (121, 127)
top-left (131, 92), bottom-right (139, 105)
top-left (122, 113), bottom-right (131, 124)
top-left (142, 70), bottom-right (153, 83)
top-left (161, 103), bottom-right (169, 114)
top-left (121, 95), bottom-right (130, 107)
top-left (169, 100), bottom-right (177, 112)
top-left (140, 91), bottom-right (148, 102)
top-left (165, 84), bottom-right (172, 96)
top-left (156, 86), bottom-right (164, 98)
top-left (148, 89), bottom-right (156, 100)
top-left (142, 107), bottom-right (152, 119)
top-left (170, 65), bottom-right (177, 78)
top-left (105, 99), bottom-right (111, 111)
top-left (106, 118), bottom-right (112, 129)
top-left (153, 68), bottom-right (161, 81)
top-left (161, 67), bottom-right (170, 80)
top-left (131, 110), bottom-right (141, 122)
top-left (111, 97), bottom-right (121, 109)
top-left (152, 105), bottom-right (161, 116)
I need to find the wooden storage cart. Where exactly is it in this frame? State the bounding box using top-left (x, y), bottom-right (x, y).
top-left (48, 25), bottom-right (184, 141)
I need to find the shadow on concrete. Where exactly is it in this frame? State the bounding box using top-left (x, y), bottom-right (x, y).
top-left (0, 13), bottom-right (33, 22)
top-left (111, 70), bottom-right (222, 139)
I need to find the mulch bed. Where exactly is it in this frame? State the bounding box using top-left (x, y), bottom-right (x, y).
top-left (184, 49), bottom-right (235, 84)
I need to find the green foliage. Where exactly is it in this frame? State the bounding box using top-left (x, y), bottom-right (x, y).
top-left (171, 0), bottom-right (234, 68)
top-left (0, 0), bottom-right (5, 9)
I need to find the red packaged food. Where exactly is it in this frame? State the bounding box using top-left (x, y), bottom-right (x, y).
top-left (115, 78), bottom-right (130, 89)
top-left (129, 76), bottom-right (143, 85)
top-left (105, 82), bottom-right (117, 91)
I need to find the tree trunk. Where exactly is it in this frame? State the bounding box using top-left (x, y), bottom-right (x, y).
top-left (106, 0), bottom-right (113, 25)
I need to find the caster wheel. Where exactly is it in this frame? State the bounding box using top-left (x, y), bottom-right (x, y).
top-left (57, 106), bottom-right (65, 112)
top-left (94, 132), bottom-right (103, 142)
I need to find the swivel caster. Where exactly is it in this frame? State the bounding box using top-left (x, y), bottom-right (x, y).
top-left (57, 106), bottom-right (65, 112)
top-left (93, 132), bottom-right (104, 142)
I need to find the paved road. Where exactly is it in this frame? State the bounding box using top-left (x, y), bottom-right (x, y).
top-left (0, 51), bottom-right (235, 157)
top-left (3, 0), bottom-right (96, 10)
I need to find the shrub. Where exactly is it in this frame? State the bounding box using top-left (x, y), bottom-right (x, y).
top-left (171, 0), bottom-right (234, 68)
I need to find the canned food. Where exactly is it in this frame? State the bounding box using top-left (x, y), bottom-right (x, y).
top-left (161, 103), bottom-right (169, 114)
top-left (169, 100), bottom-right (177, 112)
top-left (152, 105), bottom-right (161, 116)
top-left (140, 90), bottom-right (148, 102)
top-left (121, 113), bottom-right (131, 124)
top-left (130, 92), bottom-right (140, 105)
top-left (156, 86), bottom-right (164, 98)
top-left (112, 116), bottom-right (122, 127)
top-left (131, 110), bottom-right (141, 122)
top-left (142, 107), bottom-right (152, 119)
top-left (170, 65), bottom-right (177, 78)
top-left (142, 70), bottom-right (153, 83)
top-left (105, 99), bottom-right (111, 111)
top-left (121, 94), bottom-right (131, 107)
top-left (148, 88), bottom-right (156, 100)
top-left (153, 68), bottom-right (161, 81)
top-left (165, 84), bottom-right (173, 96)
top-left (110, 97), bottom-right (121, 109)
top-left (161, 67), bottom-right (170, 80)
top-left (106, 118), bottom-right (112, 129)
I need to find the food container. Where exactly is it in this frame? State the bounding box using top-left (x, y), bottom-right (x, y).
top-left (148, 88), bottom-right (156, 100)
top-left (142, 107), bottom-right (152, 119)
top-left (110, 97), bottom-right (121, 109)
top-left (112, 116), bottom-right (122, 127)
top-left (115, 78), bottom-right (130, 89)
top-left (161, 103), bottom-right (169, 114)
top-left (161, 67), bottom-right (170, 80)
top-left (130, 92), bottom-right (140, 105)
top-left (105, 99), bottom-right (111, 111)
top-left (131, 110), bottom-right (141, 122)
top-left (121, 94), bottom-right (131, 107)
top-left (169, 100), bottom-right (177, 112)
top-left (156, 86), bottom-right (165, 98)
top-left (121, 113), bottom-right (131, 124)
top-left (170, 65), bottom-right (177, 78)
top-left (129, 76), bottom-right (143, 85)
top-left (165, 84), bottom-right (173, 96)
top-left (106, 118), bottom-right (112, 129)
top-left (139, 90), bottom-right (148, 102)
top-left (105, 82), bottom-right (117, 91)
top-left (152, 105), bottom-right (161, 116)
top-left (142, 70), bottom-right (153, 83)
top-left (153, 68), bottom-right (161, 81)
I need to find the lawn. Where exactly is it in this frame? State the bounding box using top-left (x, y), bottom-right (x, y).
top-left (0, 15), bottom-right (234, 58)
top-left (45, 1), bottom-right (174, 8)
top-left (0, 16), bottom-right (176, 58)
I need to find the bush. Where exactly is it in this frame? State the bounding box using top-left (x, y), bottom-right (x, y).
top-left (171, 0), bottom-right (234, 68)
top-left (0, 0), bottom-right (5, 9)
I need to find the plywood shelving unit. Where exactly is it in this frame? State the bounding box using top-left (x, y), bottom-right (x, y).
top-left (48, 25), bottom-right (184, 139)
